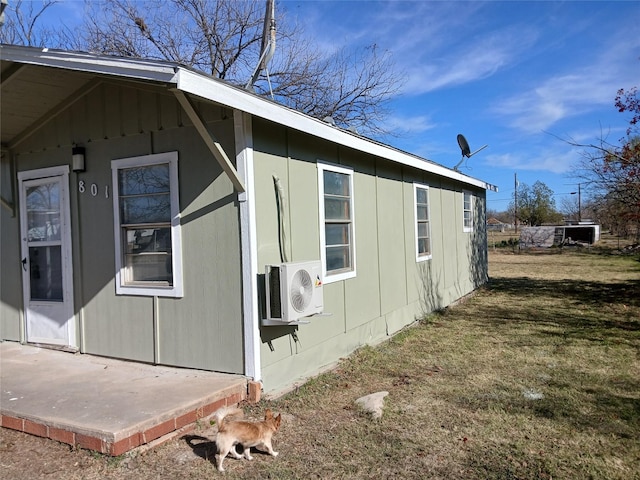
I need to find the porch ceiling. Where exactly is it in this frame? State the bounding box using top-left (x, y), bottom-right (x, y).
top-left (0, 60), bottom-right (96, 148)
top-left (0, 54), bottom-right (245, 192)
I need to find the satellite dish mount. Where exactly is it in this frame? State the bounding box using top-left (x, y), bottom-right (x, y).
top-left (454, 134), bottom-right (488, 171)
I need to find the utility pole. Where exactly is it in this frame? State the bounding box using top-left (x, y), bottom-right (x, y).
top-left (569, 183), bottom-right (582, 223)
top-left (514, 173), bottom-right (518, 233)
top-left (577, 183), bottom-right (581, 222)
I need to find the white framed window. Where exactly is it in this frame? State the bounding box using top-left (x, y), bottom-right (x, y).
top-left (463, 190), bottom-right (473, 232)
top-left (414, 183), bottom-right (432, 261)
top-left (112, 152), bottom-right (183, 297)
top-left (318, 162), bottom-right (356, 283)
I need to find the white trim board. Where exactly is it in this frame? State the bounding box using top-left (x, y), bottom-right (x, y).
top-left (234, 110), bottom-right (261, 382)
top-left (1, 44), bottom-right (495, 192)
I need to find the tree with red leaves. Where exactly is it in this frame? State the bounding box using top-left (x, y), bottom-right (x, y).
top-left (569, 86), bottom-right (640, 239)
top-left (616, 87), bottom-right (639, 136)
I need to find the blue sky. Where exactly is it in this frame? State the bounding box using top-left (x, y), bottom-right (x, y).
top-left (34, 0), bottom-right (640, 212)
top-left (282, 0), bottom-right (640, 213)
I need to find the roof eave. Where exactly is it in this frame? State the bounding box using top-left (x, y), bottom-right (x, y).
top-left (0, 44), bottom-right (179, 84)
top-left (1, 44), bottom-right (496, 191)
top-left (175, 68), bottom-right (495, 191)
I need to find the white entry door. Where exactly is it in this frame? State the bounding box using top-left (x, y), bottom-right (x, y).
top-left (18, 166), bottom-right (76, 348)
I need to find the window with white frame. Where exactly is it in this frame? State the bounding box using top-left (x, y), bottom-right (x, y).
top-left (318, 163), bottom-right (356, 282)
top-left (112, 152), bottom-right (183, 297)
top-left (414, 183), bottom-right (432, 260)
top-left (463, 190), bottom-right (473, 232)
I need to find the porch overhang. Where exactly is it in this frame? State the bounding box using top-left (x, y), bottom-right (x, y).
top-left (0, 44), bottom-right (245, 193)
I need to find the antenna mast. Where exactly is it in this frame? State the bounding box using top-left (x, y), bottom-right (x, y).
top-left (246, 0), bottom-right (276, 93)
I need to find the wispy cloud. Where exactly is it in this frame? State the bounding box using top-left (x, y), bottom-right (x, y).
top-left (400, 26), bottom-right (538, 95)
top-left (382, 112), bottom-right (437, 134)
top-left (563, 125), bottom-right (628, 146)
top-left (493, 70), bottom-right (622, 134)
top-left (492, 22), bottom-right (640, 135)
top-left (293, 1), bottom-right (532, 94)
top-left (368, 2), bottom-right (539, 95)
top-left (485, 146), bottom-right (579, 174)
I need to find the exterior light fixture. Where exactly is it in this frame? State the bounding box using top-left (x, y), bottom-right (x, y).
top-left (72, 146), bottom-right (86, 172)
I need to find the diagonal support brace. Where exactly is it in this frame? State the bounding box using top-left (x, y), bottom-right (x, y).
top-left (172, 90), bottom-right (245, 193)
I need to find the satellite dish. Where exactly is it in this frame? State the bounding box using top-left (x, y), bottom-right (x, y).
top-left (457, 134), bottom-right (471, 157)
top-left (454, 133), bottom-right (488, 171)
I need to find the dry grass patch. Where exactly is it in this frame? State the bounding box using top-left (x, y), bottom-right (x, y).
top-left (1, 250), bottom-right (638, 479)
top-left (227, 251), bottom-right (639, 479)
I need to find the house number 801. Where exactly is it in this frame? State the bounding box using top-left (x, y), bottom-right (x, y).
top-left (78, 181), bottom-right (109, 198)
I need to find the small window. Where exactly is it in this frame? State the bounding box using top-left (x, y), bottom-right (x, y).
top-left (318, 163), bottom-right (356, 282)
top-left (414, 183), bottom-right (432, 261)
top-left (463, 191), bottom-right (473, 232)
top-left (112, 152), bottom-right (183, 297)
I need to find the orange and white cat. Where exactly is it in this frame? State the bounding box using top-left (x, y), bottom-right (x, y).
top-left (214, 406), bottom-right (282, 472)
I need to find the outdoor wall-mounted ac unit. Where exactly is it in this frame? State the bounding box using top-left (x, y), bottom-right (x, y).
top-left (264, 261), bottom-right (323, 325)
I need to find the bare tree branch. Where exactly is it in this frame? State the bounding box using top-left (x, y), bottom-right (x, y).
top-left (3, 0), bottom-right (405, 138)
top-left (0, 0), bottom-right (58, 46)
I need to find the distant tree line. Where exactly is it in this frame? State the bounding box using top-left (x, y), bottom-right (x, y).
top-left (487, 180), bottom-right (563, 228)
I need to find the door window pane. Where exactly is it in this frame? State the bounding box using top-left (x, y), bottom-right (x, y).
top-left (29, 246), bottom-right (63, 301)
top-left (26, 183), bottom-right (61, 242)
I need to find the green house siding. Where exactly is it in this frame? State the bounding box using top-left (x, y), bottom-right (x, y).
top-left (0, 202), bottom-right (21, 341)
top-left (1, 79), bottom-right (244, 374)
top-left (252, 118), bottom-right (487, 394)
top-left (345, 160), bottom-right (380, 329)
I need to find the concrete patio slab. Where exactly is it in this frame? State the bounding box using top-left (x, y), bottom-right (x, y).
top-left (0, 342), bottom-right (248, 455)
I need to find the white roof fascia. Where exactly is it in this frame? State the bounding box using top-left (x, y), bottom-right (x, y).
top-left (175, 68), bottom-right (492, 191)
top-left (0, 44), bottom-right (179, 84)
top-left (0, 45), bottom-right (492, 191)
